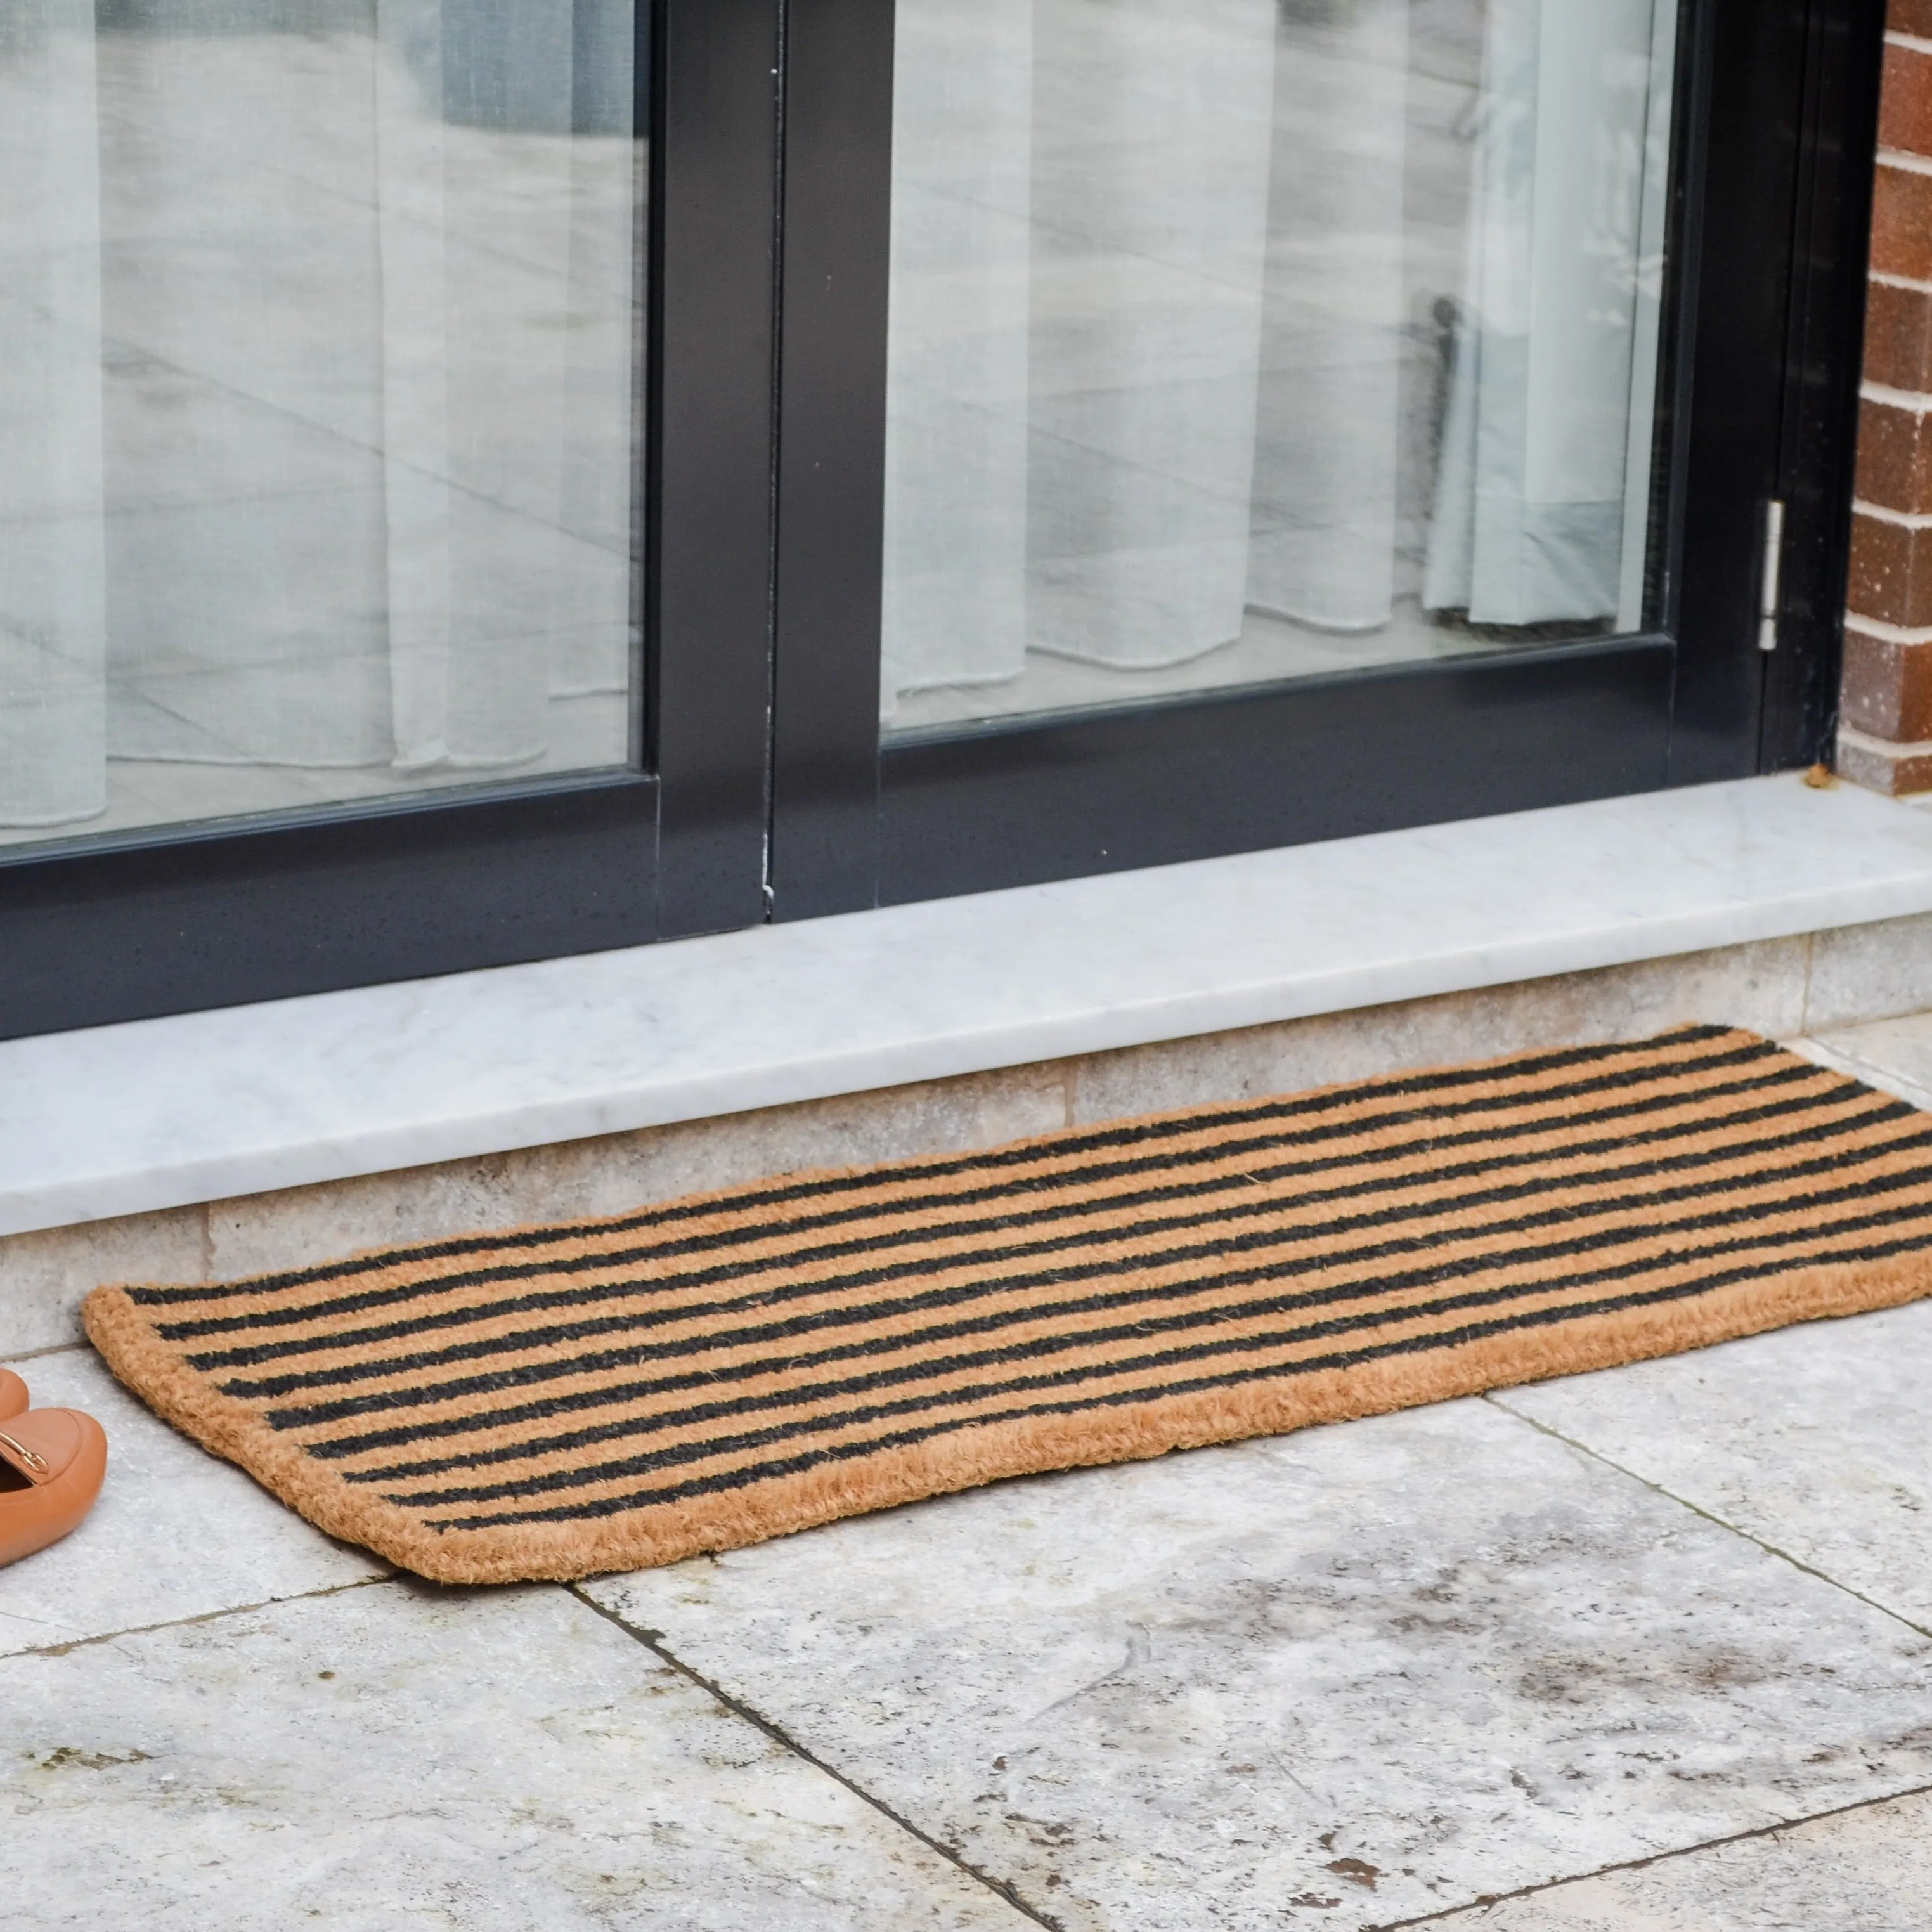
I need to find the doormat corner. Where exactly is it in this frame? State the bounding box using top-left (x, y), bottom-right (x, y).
top-left (84, 1025), bottom-right (1932, 1584)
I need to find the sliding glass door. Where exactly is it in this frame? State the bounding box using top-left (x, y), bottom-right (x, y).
top-left (0, 0), bottom-right (780, 1034)
top-left (0, 0), bottom-right (1880, 1033)
top-left (770, 0), bottom-right (1878, 912)
top-left (3, 0), bottom-right (642, 840)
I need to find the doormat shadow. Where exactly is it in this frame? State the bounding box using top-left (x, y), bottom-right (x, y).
top-left (84, 1025), bottom-right (1932, 1584)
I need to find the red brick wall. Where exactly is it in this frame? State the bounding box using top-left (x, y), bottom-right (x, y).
top-left (1841, 3), bottom-right (1932, 792)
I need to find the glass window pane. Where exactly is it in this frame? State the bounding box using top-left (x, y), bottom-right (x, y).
top-left (0, 0), bottom-right (643, 846)
top-left (881, 0), bottom-right (1678, 734)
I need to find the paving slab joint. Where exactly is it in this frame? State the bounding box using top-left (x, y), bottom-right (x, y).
top-left (570, 1584), bottom-right (1065, 1931)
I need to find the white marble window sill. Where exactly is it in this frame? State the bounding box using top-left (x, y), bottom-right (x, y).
top-left (6, 773), bottom-right (1932, 1239)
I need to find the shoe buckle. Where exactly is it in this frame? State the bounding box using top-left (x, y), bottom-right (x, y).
top-left (0, 1430), bottom-right (48, 1474)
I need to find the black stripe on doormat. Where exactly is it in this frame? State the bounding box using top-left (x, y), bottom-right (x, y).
top-left (171, 1060), bottom-right (1874, 1368)
top-left (334, 1184), bottom-right (1932, 1490)
top-left (125, 1027), bottom-right (1763, 1313)
top-left (418, 1228), bottom-right (1932, 1533)
top-left (295, 1160), bottom-right (1932, 1507)
top-left (356, 1201), bottom-right (1932, 1511)
top-left (200, 1092), bottom-right (1916, 1409)
top-left (81, 1027), bottom-right (1932, 1583)
top-left (249, 1124), bottom-right (1932, 1430)
top-left (143, 1034), bottom-right (1795, 1348)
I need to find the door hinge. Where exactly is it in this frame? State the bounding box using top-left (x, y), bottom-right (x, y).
top-left (1758, 498), bottom-right (1786, 654)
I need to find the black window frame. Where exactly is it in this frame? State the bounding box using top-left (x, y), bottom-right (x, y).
top-left (768, 0), bottom-right (1884, 914)
top-left (0, 0), bottom-right (782, 1041)
top-left (0, 0), bottom-right (1885, 1037)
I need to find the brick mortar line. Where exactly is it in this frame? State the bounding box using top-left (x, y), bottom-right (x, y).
top-left (1877, 144), bottom-right (1932, 176)
top-left (1858, 378), bottom-right (1932, 412)
top-left (1843, 613), bottom-right (1932, 644)
top-left (1848, 498), bottom-right (1932, 532)
top-left (1839, 722), bottom-right (1932, 756)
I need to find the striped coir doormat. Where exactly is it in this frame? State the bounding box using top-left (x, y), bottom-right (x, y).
top-left (84, 1025), bottom-right (1932, 1584)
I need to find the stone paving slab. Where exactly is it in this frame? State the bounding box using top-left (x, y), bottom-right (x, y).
top-left (0, 1581), bottom-right (1033, 1932)
top-left (586, 1397), bottom-right (1932, 1932)
top-left (17, 1007), bottom-right (1932, 1924)
top-left (0, 1348), bottom-right (381, 1659)
top-left (1427, 1786), bottom-right (1932, 1929)
top-left (1496, 1299), bottom-right (1932, 1634)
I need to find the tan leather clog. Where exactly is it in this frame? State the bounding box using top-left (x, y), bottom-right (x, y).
top-left (0, 1410), bottom-right (108, 1568)
top-left (0, 1369), bottom-right (25, 1421)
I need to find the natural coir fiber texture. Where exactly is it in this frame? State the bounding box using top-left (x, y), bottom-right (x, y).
top-left (84, 1025), bottom-right (1932, 1584)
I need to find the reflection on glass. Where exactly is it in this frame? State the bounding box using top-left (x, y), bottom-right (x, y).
top-left (881, 0), bottom-right (1676, 732)
top-left (0, 0), bottom-right (642, 844)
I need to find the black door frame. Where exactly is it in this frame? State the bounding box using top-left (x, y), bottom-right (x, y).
top-left (0, 0), bottom-right (780, 1041)
top-left (768, 0), bottom-right (1885, 913)
top-left (0, 0), bottom-right (1885, 1038)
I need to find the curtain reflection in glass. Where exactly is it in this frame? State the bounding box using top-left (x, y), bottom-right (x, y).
top-left (882, 0), bottom-right (1676, 732)
top-left (1248, 0), bottom-right (1408, 635)
top-left (1023, 0), bottom-right (1276, 673)
top-left (0, 0), bottom-right (640, 838)
top-left (0, 3), bottom-right (108, 826)
top-left (881, 0), bottom-right (1032, 703)
top-left (1423, 0), bottom-right (1663, 626)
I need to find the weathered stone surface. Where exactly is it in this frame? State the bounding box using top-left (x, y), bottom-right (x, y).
top-left (588, 1399), bottom-right (1932, 1931)
top-left (0, 1582), bottom-right (1031, 1930)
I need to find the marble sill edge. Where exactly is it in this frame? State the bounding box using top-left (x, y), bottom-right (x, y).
top-left (6, 912), bottom-right (1932, 1360)
top-left (8, 774), bottom-right (1932, 1252)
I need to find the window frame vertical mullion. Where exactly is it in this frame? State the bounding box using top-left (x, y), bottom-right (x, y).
top-left (767, 0), bottom-right (895, 922)
top-left (651, 0), bottom-right (790, 937)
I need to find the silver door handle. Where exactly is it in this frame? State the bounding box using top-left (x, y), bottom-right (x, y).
top-left (1758, 498), bottom-right (1786, 653)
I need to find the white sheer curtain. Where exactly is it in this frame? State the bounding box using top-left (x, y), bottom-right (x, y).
top-left (377, 0), bottom-right (634, 769)
top-left (880, 0), bottom-right (1033, 707)
top-left (1025, 0), bottom-right (1276, 669)
top-left (880, 0), bottom-right (1676, 717)
top-left (101, 17), bottom-right (396, 771)
top-left (1246, 0), bottom-right (1408, 634)
top-left (1423, 0), bottom-right (1667, 625)
top-left (0, 2), bottom-right (635, 829)
top-left (0, 3), bottom-right (108, 826)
